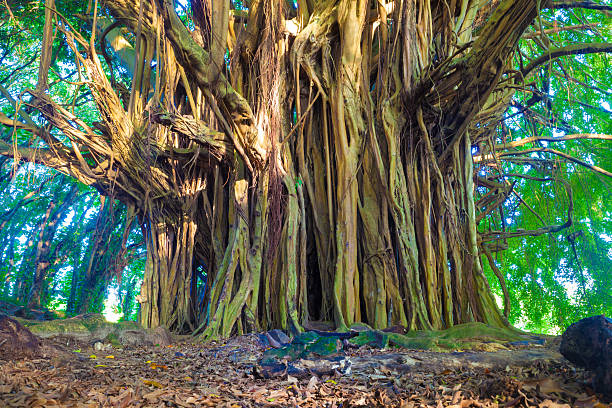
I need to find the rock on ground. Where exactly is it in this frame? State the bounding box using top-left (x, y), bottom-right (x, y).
top-left (560, 314), bottom-right (612, 398)
top-left (20, 313), bottom-right (173, 348)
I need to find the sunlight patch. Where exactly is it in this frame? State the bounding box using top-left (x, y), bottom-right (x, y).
top-left (102, 289), bottom-right (123, 323)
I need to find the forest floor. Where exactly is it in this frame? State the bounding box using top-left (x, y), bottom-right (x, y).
top-left (0, 328), bottom-right (610, 408)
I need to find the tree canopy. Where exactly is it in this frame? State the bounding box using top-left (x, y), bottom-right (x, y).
top-left (0, 0), bottom-right (610, 336)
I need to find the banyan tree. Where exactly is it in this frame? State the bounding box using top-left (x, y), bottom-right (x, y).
top-left (0, 0), bottom-right (610, 336)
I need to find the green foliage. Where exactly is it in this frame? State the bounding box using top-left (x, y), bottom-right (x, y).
top-left (480, 6), bottom-right (612, 334)
top-left (0, 159), bottom-right (144, 318)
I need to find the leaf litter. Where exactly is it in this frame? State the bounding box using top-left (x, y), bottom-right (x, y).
top-left (0, 332), bottom-right (610, 407)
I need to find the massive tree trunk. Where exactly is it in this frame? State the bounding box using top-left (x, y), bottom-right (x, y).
top-left (138, 212), bottom-right (199, 330)
top-left (1, 0), bottom-right (609, 334)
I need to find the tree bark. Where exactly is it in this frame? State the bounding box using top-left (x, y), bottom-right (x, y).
top-left (1, 0), bottom-right (603, 335)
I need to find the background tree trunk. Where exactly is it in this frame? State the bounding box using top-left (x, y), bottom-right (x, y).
top-left (28, 184), bottom-right (79, 309)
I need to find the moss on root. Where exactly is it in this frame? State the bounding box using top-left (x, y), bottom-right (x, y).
top-left (388, 322), bottom-right (528, 351)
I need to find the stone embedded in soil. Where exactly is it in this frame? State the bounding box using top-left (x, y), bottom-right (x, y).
top-left (560, 315), bottom-right (612, 369)
top-left (117, 326), bottom-right (172, 347)
top-left (268, 329), bottom-right (290, 345)
top-left (0, 315), bottom-right (41, 360)
top-left (559, 315), bottom-right (612, 398)
top-left (28, 313), bottom-right (110, 340)
top-left (21, 313), bottom-right (172, 347)
top-left (262, 331), bottom-right (343, 363)
top-left (257, 329), bottom-right (291, 349)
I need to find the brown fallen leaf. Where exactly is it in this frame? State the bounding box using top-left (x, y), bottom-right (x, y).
top-left (460, 399), bottom-right (485, 407)
top-left (306, 375), bottom-right (318, 391)
top-left (27, 396), bottom-right (48, 408)
top-left (538, 399), bottom-right (571, 408)
top-left (573, 395), bottom-right (610, 408)
top-left (143, 388), bottom-right (165, 401)
top-left (504, 395), bottom-right (526, 407)
top-left (522, 378), bottom-right (575, 396)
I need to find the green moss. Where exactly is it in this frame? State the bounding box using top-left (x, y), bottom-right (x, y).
top-left (28, 319), bottom-right (90, 337)
top-left (436, 322), bottom-right (523, 342)
top-left (435, 338), bottom-right (463, 350)
top-left (387, 322), bottom-right (524, 351)
top-left (13, 317), bottom-right (34, 327)
top-left (78, 314), bottom-right (110, 331)
top-left (307, 336), bottom-right (342, 356)
top-left (388, 333), bottom-right (437, 350)
top-left (115, 320), bottom-right (141, 331)
top-left (292, 331), bottom-right (319, 345)
top-left (348, 330), bottom-right (389, 348)
top-left (104, 332), bottom-right (121, 347)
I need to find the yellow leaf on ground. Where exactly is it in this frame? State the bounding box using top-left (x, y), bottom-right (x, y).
top-left (142, 379), bottom-right (163, 388)
top-left (150, 363), bottom-right (168, 370)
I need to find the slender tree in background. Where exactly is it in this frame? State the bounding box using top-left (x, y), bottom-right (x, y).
top-left (0, 170), bottom-right (82, 307)
top-left (0, 159), bottom-right (143, 315)
top-left (0, 0), bottom-right (610, 335)
top-left (78, 199), bottom-right (139, 313)
top-left (26, 182), bottom-right (79, 308)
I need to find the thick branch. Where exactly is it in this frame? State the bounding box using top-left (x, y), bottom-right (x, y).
top-left (481, 180), bottom-right (573, 242)
top-left (521, 43), bottom-right (612, 78)
top-left (0, 140), bottom-right (97, 185)
top-left (499, 147), bottom-right (612, 177)
top-left (429, 0), bottom-right (540, 161)
top-left (0, 111), bottom-right (81, 164)
top-left (151, 112), bottom-right (232, 162)
top-left (522, 24), bottom-right (599, 39)
top-left (549, 1), bottom-right (612, 12)
top-left (160, 0), bottom-right (263, 171)
top-left (494, 133), bottom-right (612, 150)
top-left (210, 0), bottom-right (230, 82)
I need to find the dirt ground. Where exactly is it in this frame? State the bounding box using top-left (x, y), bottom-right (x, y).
top-left (0, 331), bottom-right (610, 408)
